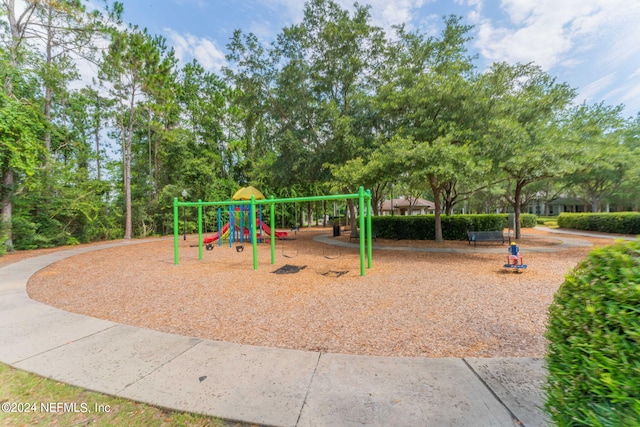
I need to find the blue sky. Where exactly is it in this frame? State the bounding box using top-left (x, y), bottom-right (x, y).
top-left (120, 0), bottom-right (640, 118)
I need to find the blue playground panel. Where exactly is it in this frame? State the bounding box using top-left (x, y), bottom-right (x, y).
top-left (503, 263), bottom-right (528, 269)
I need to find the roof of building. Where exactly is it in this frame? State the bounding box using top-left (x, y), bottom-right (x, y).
top-left (381, 198), bottom-right (435, 211)
top-left (548, 197), bottom-right (587, 206)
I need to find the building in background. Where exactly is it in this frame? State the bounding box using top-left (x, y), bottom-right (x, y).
top-left (381, 197), bottom-right (435, 216)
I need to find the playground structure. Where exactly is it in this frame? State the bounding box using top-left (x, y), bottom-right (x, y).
top-left (173, 186), bottom-right (374, 276)
top-left (200, 187), bottom-right (288, 249)
top-left (201, 207), bottom-right (288, 249)
top-left (504, 242), bottom-right (527, 271)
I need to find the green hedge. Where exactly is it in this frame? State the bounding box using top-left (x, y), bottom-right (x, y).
top-left (520, 213), bottom-right (537, 228)
top-left (557, 213), bottom-right (640, 234)
top-left (545, 240), bottom-right (640, 426)
top-left (370, 214), bottom-right (536, 240)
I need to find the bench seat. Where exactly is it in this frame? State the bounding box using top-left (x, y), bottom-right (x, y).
top-left (466, 230), bottom-right (505, 247)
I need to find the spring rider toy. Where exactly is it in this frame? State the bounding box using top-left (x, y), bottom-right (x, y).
top-left (504, 242), bottom-right (527, 271)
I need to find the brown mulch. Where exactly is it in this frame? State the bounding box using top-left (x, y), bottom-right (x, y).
top-left (22, 228), bottom-right (617, 358)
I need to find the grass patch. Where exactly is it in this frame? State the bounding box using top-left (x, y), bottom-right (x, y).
top-left (0, 363), bottom-right (256, 426)
top-left (536, 216), bottom-right (559, 228)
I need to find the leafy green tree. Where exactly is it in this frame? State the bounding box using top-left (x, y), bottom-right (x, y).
top-left (0, 0), bottom-right (122, 248)
top-left (611, 113), bottom-right (640, 210)
top-left (1, 0), bottom-right (41, 248)
top-left (174, 60), bottom-right (228, 186)
top-left (374, 16), bottom-right (477, 240)
top-left (224, 30), bottom-right (276, 186)
top-left (480, 62), bottom-right (577, 238)
top-left (99, 26), bottom-right (171, 239)
top-left (0, 85), bottom-right (46, 249)
top-left (226, 0), bottom-right (386, 220)
top-left (562, 102), bottom-right (630, 212)
top-left (34, 0), bottom-right (117, 153)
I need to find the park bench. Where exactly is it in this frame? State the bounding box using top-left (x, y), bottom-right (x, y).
top-left (466, 230), bottom-right (505, 247)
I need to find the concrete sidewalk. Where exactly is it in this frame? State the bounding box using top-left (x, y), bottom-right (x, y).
top-left (1, 241), bottom-right (549, 426)
top-left (536, 226), bottom-right (638, 241)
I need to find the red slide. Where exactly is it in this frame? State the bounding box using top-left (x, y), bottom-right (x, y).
top-left (260, 221), bottom-right (288, 239)
top-left (203, 222), bottom-right (230, 244)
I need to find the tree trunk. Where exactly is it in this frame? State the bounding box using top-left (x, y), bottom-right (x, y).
top-left (322, 200), bottom-right (326, 227)
top-left (2, 169), bottom-right (13, 248)
top-left (2, 0), bottom-right (37, 249)
top-left (433, 193), bottom-right (443, 241)
top-left (346, 199), bottom-right (357, 229)
top-left (154, 123), bottom-right (160, 200)
top-left (124, 146), bottom-right (132, 239)
top-left (94, 122), bottom-right (101, 181)
top-left (43, 5), bottom-right (53, 152)
top-left (591, 194), bottom-right (599, 213)
top-left (431, 176), bottom-right (443, 242)
top-left (514, 183), bottom-right (523, 239)
top-left (148, 108), bottom-right (153, 192)
top-left (119, 96), bottom-right (133, 240)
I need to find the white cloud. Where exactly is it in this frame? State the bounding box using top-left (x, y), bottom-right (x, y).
top-left (619, 82), bottom-right (640, 113)
top-left (595, 6), bottom-right (640, 69)
top-left (258, 0), bottom-right (305, 23)
top-left (248, 20), bottom-right (277, 42)
top-left (471, 0), bottom-right (640, 71)
top-left (578, 73), bottom-right (616, 104)
top-left (364, 0), bottom-right (428, 28)
top-left (164, 29), bottom-right (226, 71)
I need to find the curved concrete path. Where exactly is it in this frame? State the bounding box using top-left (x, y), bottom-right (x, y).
top-left (0, 238), bottom-right (566, 426)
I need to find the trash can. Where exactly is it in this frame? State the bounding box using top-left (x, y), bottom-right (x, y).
top-left (333, 225), bottom-right (341, 237)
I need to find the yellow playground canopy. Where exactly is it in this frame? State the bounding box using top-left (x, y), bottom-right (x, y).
top-left (232, 186), bottom-right (265, 201)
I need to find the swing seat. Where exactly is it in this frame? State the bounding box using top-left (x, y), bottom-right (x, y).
top-left (236, 245), bottom-right (244, 252)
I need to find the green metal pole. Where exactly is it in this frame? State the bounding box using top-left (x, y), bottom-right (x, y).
top-left (366, 190), bottom-right (372, 269)
top-left (250, 195), bottom-right (258, 270)
top-left (358, 186), bottom-right (366, 276)
top-left (269, 196), bottom-right (276, 264)
top-left (173, 197), bottom-right (179, 265)
top-left (197, 200), bottom-right (203, 260)
top-left (229, 205), bottom-right (233, 248)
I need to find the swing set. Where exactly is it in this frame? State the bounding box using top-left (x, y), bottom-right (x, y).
top-left (173, 186), bottom-right (374, 276)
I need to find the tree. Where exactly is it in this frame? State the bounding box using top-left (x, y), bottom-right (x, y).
top-left (374, 16), bottom-right (477, 241)
top-left (225, 0), bottom-right (386, 221)
top-left (563, 102), bottom-right (629, 212)
top-left (481, 62), bottom-right (577, 238)
top-left (34, 0), bottom-right (116, 153)
top-left (99, 26), bottom-right (170, 239)
top-left (611, 112), bottom-right (640, 211)
top-left (0, 83), bottom-right (46, 249)
top-left (1, 0), bottom-right (40, 248)
top-left (224, 29), bottom-right (277, 186)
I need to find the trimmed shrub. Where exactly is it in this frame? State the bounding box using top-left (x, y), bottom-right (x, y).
top-left (520, 213), bottom-right (538, 228)
top-left (371, 214), bottom-right (537, 241)
top-left (558, 213), bottom-right (640, 234)
top-left (545, 240), bottom-right (640, 426)
top-left (371, 214), bottom-right (508, 240)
